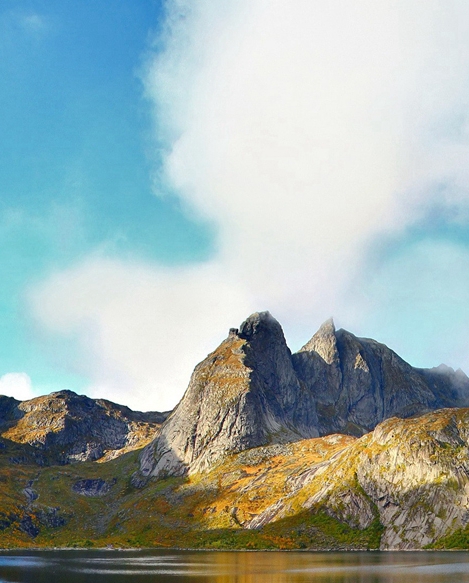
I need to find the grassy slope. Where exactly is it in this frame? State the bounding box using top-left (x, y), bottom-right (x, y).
top-left (0, 433), bottom-right (385, 550)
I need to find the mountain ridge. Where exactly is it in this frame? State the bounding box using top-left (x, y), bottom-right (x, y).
top-left (0, 389), bottom-right (169, 464)
top-left (137, 311), bottom-right (469, 480)
top-left (2, 310), bottom-right (469, 550)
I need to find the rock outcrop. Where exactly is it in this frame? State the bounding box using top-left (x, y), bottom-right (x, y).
top-left (293, 319), bottom-right (469, 435)
top-left (0, 390), bottom-right (169, 463)
top-left (72, 478), bottom-right (116, 497)
top-left (291, 408), bottom-right (469, 549)
top-left (138, 312), bottom-right (319, 479)
top-left (139, 312), bottom-right (469, 479)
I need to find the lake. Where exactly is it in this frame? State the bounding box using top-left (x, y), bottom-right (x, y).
top-left (0, 550), bottom-right (469, 582)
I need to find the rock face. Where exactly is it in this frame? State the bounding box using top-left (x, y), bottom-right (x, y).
top-left (139, 312), bottom-right (469, 479)
top-left (357, 410), bottom-right (469, 549)
top-left (293, 319), bottom-right (469, 435)
top-left (138, 312), bottom-right (319, 479)
top-left (0, 390), bottom-right (169, 463)
top-left (72, 478), bottom-right (116, 497)
top-left (293, 408), bottom-right (469, 549)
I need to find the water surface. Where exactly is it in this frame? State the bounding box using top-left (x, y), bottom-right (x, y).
top-left (0, 549), bottom-right (469, 582)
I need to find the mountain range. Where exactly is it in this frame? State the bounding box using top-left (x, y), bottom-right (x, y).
top-left (1, 311), bottom-right (469, 550)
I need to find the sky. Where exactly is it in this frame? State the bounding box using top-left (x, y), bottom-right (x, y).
top-left (3, 1), bottom-right (469, 411)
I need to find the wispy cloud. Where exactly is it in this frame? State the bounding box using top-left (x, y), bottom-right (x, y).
top-left (20, 13), bottom-right (48, 34)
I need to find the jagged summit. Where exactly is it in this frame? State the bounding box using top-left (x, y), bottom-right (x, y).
top-left (298, 317), bottom-right (339, 367)
top-left (138, 311), bottom-right (319, 481)
top-left (238, 310), bottom-right (282, 340)
top-left (299, 317), bottom-right (335, 355)
top-left (294, 325), bottom-right (469, 435)
top-left (137, 310), bottom-right (469, 480)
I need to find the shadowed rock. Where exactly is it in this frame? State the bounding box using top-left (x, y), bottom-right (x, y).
top-left (72, 478), bottom-right (116, 497)
top-left (293, 320), bottom-right (469, 435)
top-left (138, 312), bottom-right (319, 479)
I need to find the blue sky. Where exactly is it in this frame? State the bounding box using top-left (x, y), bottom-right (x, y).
top-left (3, 1), bottom-right (469, 410)
top-left (0, 1), bottom-right (213, 399)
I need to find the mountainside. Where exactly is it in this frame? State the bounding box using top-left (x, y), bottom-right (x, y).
top-left (137, 312), bottom-right (469, 480)
top-left (138, 312), bottom-right (319, 481)
top-left (2, 311), bottom-right (469, 550)
top-left (3, 408), bottom-right (469, 550)
top-left (0, 390), bottom-right (169, 464)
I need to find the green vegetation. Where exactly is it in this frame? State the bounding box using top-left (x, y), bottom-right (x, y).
top-left (263, 511), bottom-right (384, 550)
top-left (0, 432), bottom-right (387, 550)
top-left (428, 525), bottom-right (469, 550)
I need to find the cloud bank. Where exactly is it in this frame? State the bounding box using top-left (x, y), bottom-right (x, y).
top-left (28, 1), bottom-right (469, 410)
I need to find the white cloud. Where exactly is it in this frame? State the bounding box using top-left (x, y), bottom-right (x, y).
top-left (145, 0), bottom-right (469, 329)
top-left (0, 373), bottom-right (36, 401)
top-left (29, 258), bottom-right (254, 411)
top-left (28, 1), bottom-right (469, 410)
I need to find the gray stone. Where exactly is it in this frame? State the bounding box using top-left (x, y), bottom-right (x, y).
top-left (139, 312), bottom-right (319, 479)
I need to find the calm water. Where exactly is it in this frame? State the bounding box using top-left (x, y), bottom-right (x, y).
top-left (0, 550), bottom-right (469, 583)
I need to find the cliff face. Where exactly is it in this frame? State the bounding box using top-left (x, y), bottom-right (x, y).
top-left (357, 409), bottom-right (469, 549)
top-left (139, 312), bottom-right (469, 479)
top-left (0, 390), bottom-right (168, 463)
top-left (138, 312), bottom-right (319, 480)
top-left (293, 319), bottom-right (469, 435)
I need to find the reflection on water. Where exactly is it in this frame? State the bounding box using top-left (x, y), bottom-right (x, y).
top-left (0, 550), bottom-right (469, 582)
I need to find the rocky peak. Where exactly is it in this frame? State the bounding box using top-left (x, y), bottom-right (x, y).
top-left (137, 312), bottom-right (319, 481)
top-left (299, 317), bottom-right (338, 365)
top-left (238, 311), bottom-right (284, 341)
top-left (295, 321), bottom-right (469, 436)
top-left (293, 318), bottom-right (343, 427)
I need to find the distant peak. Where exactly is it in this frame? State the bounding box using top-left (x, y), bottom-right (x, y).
top-left (298, 317), bottom-right (338, 364)
top-left (318, 317), bottom-right (335, 334)
top-left (432, 364), bottom-right (454, 374)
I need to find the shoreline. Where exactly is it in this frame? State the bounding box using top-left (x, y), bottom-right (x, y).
top-left (0, 546), bottom-right (468, 553)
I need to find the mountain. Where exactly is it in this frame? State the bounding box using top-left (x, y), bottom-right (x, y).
top-left (2, 311), bottom-right (469, 550)
top-left (138, 312), bottom-right (319, 481)
top-left (137, 312), bottom-right (469, 480)
top-left (0, 390), bottom-right (169, 464)
top-left (293, 318), bottom-right (469, 435)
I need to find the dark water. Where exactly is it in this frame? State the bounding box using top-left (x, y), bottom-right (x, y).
top-left (1, 550), bottom-right (469, 583)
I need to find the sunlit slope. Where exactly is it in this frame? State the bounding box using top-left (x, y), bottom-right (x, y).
top-left (3, 408), bottom-right (469, 549)
top-left (0, 391), bottom-right (168, 464)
